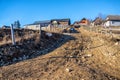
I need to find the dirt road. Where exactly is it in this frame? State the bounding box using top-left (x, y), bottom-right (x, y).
top-left (0, 27), bottom-right (120, 80)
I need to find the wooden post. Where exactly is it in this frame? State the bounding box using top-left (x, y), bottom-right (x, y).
top-left (50, 24), bottom-right (51, 31)
top-left (39, 24), bottom-right (41, 41)
top-left (11, 24), bottom-right (16, 45)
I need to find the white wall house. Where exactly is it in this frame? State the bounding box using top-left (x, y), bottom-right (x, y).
top-left (104, 15), bottom-right (120, 27)
top-left (24, 24), bottom-right (40, 30)
top-left (24, 20), bottom-right (51, 30)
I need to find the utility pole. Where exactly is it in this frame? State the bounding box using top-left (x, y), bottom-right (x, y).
top-left (11, 24), bottom-right (16, 45)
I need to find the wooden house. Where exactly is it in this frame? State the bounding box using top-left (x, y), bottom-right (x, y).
top-left (73, 18), bottom-right (89, 27)
top-left (73, 21), bottom-right (81, 28)
top-left (51, 18), bottom-right (71, 26)
top-left (79, 18), bottom-right (89, 26)
top-left (92, 17), bottom-right (103, 26)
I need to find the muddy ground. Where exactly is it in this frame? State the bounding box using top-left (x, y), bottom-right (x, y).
top-left (0, 27), bottom-right (120, 80)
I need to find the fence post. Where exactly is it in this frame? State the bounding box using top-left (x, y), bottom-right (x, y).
top-left (39, 24), bottom-right (41, 41)
top-left (11, 24), bottom-right (16, 45)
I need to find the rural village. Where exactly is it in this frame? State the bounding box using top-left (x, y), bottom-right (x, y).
top-left (0, 15), bottom-right (120, 80)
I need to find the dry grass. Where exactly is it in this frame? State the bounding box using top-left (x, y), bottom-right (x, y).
top-left (0, 29), bottom-right (39, 46)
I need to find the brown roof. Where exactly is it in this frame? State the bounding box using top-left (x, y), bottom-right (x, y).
top-left (93, 17), bottom-right (102, 22)
top-left (107, 15), bottom-right (120, 20)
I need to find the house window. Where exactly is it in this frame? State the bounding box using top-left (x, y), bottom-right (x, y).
top-left (36, 25), bottom-right (39, 28)
top-left (112, 21), bottom-right (115, 24)
top-left (35, 25), bottom-right (40, 29)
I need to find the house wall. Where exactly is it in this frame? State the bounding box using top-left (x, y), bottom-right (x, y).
top-left (59, 21), bottom-right (69, 26)
top-left (105, 21), bottom-right (111, 27)
top-left (80, 20), bottom-right (87, 24)
top-left (105, 21), bottom-right (120, 27)
top-left (74, 20), bottom-right (89, 26)
top-left (25, 25), bottom-right (40, 30)
top-left (80, 20), bottom-right (89, 26)
top-left (74, 23), bottom-right (80, 26)
top-left (111, 21), bottom-right (120, 26)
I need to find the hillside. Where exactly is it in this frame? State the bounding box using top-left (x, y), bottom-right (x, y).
top-left (0, 27), bottom-right (120, 80)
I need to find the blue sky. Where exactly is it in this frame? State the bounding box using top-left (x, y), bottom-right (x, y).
top-left (0, 0), bottom-right (120, 27)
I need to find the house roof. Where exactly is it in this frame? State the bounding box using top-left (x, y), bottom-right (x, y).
top-left (33, 20), bottom-right (51, 27)
top-left (2, 25), bottom-right (10, 28)
top-left (24, 18), bottom-right (71, 27)
top-left (33, 20), bottom-right (51, 25)
top-left (24, 20), bottom-right (51, 27)
top-left (51, 18), bottom-right (70, 22)
top-left (73, 21), bottom-right (80, 24)
top-left (106, 15), bottom-right (120, 21)
top-left (23, 24), bottom-right (35, 26)
top-left (93, 17), bottom-right (102, 22)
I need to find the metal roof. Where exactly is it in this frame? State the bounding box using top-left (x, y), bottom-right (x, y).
top-left (33, 20), bottom-right (51, 24)
top-left (107, 15), bottom-right (120, 21)
top-left (51, 18), bottom-right (70, 22)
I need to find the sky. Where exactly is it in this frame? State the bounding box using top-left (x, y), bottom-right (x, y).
top-left (0, 0), bottom-right (120, 27)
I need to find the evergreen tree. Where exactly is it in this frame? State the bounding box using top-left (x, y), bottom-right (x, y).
top-left (13, 20), bottom-right (21, 28)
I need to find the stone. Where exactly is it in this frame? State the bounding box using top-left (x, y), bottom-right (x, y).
top-left (0, 73), bottom-right (2, 78)
top-left (84, 54), bottom-right (93, 58)
top-left (0, 52), bottom-right (3, 55)
top-left (22, 55), bottom-right (27, 60)
top-left (45, 33), bottom-right (52, 37)
top-left (27, 41), bottom-right (30, 43)
top-left (13, 58), bottom-right (17, 62)
top-left (18, 57), bottom-right (22, 61)
top-left (70, 56), bottom-right (73, 58)
top-left (66, 68), bottom-right (73, 72)
top-left (115, 42), bottom-right (119, 45)
top-left (81, 56), bottom-right (86, 62)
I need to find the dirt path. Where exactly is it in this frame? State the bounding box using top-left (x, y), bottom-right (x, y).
top-left (0, 28), bottom-right (120, 80)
